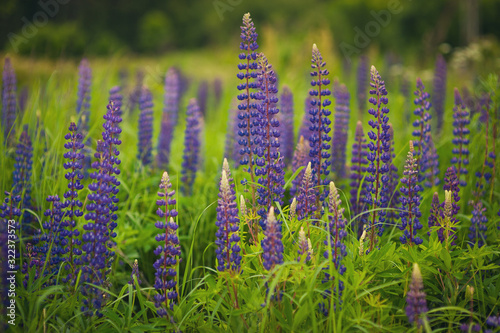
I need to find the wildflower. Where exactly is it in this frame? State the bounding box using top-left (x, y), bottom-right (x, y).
top-left (280, 85), bottom-right (295, 164)
top-left (297, 227), bottom-right (310, 262)
top-left (137, 88), bottom-right (154, 166)
top-left (331, 83), bottom-right (350, 178)
top-left (406, 263), bottom-right (428, 328)
top-left (181, 99), bottom-right (203, 195)
top-left (432, 54), bottom-right (447, 132)
top-left (261, 207), bottom-right (283, 271)
top-left (14, 126), bottom-right (33, 234)
top-left (356, 55), bottom-right (368, 117)
top-left (451, 88), bottom-right (470, 187)
top-left (129, 259), bottom-right (142, 287)
top-left (290, 135), bottom-right (309, 199)
top-left (469, 201), bottom-right (487, 247)
top-left (296, 162), bottom-right (316, 224)
top-left (350, 121), bottom-right (368, 236)
top-left (412, 78), bottom-right (433, 187)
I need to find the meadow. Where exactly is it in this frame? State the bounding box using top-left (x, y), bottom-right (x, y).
top-left (1, 12), bottom-right (500, 333)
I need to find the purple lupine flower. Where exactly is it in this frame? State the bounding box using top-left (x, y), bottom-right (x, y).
top-left (214, 78), bottom-right (223, 108)
top-left (424, 133), bottom-right (440, 187)
top-left (468, 201), bottom-right (487, 247)
top-left (129, 259), bottom-right (142, 287)
top-left (197, 80), bottom-right (208, 116)
top-left (224, 102), bottom-right (240, 165)
top-left (381, 124), bottom-right (400, 236)
top-left (76, 59), bottom-right (92, 132)
top-left (181, 99), bottom-right (203, 195)
top-left (356, 55), bottom-right (368, 117)
top-left (331, 83), bottom-right (350, 178)
top-left (451, 88), bottom-right (470, 187)
top-left (473, 97), bottom-right (494, 202)
top-left (80, 100), bottom-right (122, 316)
top-left (398, 142), bottom-right (423, 246)
top-left (254, 53), bottom-right (285, 229)
top-left (261, 207), bottom-right (283, 271)
top-left (486, 315), bottom-right (500, 333)
top-left (364, 66), bottom-right (391, 251)
top-left (350, 121), bottom-right (368, 237)
top-left (236, 13), bottom-right (260, 203)
top-left (128, 70), bottom-right (144, 114)
top-left (298, 96), bottom-right (315, 144)
top-left (14, 126), bottom-right (33, 235)
top-left (2, 57), bottom-right (17, 143)
top-left (412, 78), bottom-right (433, 186)
top-left (433, 54), bottom-right (447, 132)
top-left (406, 263), bottom-right (428, 327)
top-left (296, 162), bottom-right (316, 225)
top-left (62, 122), bottom-right (84, 281)
top-left (18, 86), bottom-right (28, 116)
top-left (308, 44), bottom-right (332, 213)
top-left (137, 87), bottom-right (154, 166)
top-left (442, 167), bottom-right (460, 246)
top-left (154, 171), bottom-right (180, 318)
top-left (215, 168), bottom-right (241, 273)
top-left (321, 181), bottom-right (347, 316)
top-left (297, 227), bottom-right (311, 262)
top-left (427, 192), bottom-right (444, 242)
top-left (157, 67), bottom-right (181, 169)
top-left (290, 136), bottom-right (309, 199)
top-left (279, 85), bottom-right (294, 164)
top-left (109, 86), bottom-right (123, 117)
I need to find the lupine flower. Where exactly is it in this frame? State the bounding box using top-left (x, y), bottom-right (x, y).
top-left (427, 192), bottom-right (444, 242)
top-left (2, 57), bottom-right (17, 143)
top-left (412, 78), bottom-right (433, 185)
top-left (289, 197), bottom-right (297, 221)
top-left (473, 98), bottom-right (494, 202)
top-left (297, 226), bottom-right (311, 262)
top-left (214, 78), bottom-right (222, 107)
top-left (215, 169), bottom-right (241, 273)
top-left (128, 70), bottom-right (144, 114)
top-left (406, 263), bottom-right (428, 328)
top-left (298, 96), bottom-right (315, 144)
top-left (14, 126), bottom-right (33, 234)
top-left (279, 85), bottom-right (294, 164)
top-left (290, 135), bottom-right (309, 199)
top-left (468, 201), bottom-right (487, 247)
top-left (398, 142), bottom-right (423, 246)
top-left (197, 80), bottom-right (208, 115)
top-left (80, 101), bottom-right (122, 316)
top-left (356, 55), bottom-right (368, 117)
top-left (261, 207), bottom-right (283, 271)
top-left (224, 102), bottom-right (240, 165)
top-left (157, 67), bottom-right (181, 169)
top-left (424, 133), bottom-right (440, 187)
top-left (321, 181), bottom-right (347, 315)
top-left (451, 88), bottom-right (470, 187)
top-left (154, 171), bottom-right (180, 318)
top-left (486, 315), bottom-right (500, 333)
top-left (308, 44), bottom-right (332, 213)
top-left (433, 54), bottom-right (447, 132)
top-left (296, 162), bottom-right (316, 226)
top-left (181, 99), bottom-right (203, 195)
top-left (254, 53), bottom-right (285, 229)
top-left (109, 86), bottom-right (123, 117)
top-left (18, 86), bottom-right (28, 116)
top-left (364, 66), bottom-right (391, 251)
top-left (442, 167), bottom-right (460, 247)
top-left (331, 83), bottom-right (350, 178)
top-left (129, 259), bottom-right (142, 287)
top-left (62, 122), bottom-right (84, 280)
top-left (137, 87), bottom-right (154, 166)
top-left (350, 121), bottom-right (368, 237)
top-left (76, 58), bottom-right (92, 133)
top-left (381, 124), bottom-right (400, 236)
top-left (236, 12), bottom-right (260, 195)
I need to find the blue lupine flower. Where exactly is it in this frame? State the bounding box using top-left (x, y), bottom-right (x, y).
top-left (157, 67), bottom-right (181, 168)
top-left (254, 53), bottom-right (285, 229)
top-left (406, 263), bottom-right (428, 328)
top-left (290, 135), bottom-right (309, 200)
top-left (432, 54), bottom-right (447, 132)
top-left (279, 85), bottom-right (294, 164)
top-left (381, 124), bottom-right (399, 236)
top-left (424, 133), bottom-right (440, 187)
top-left (451, 88), bottom-right (470, 187)
top-left (364, 66), bottom-right (391, 251)
top-left (412, 78), bottom-right (433, 187)
top-left (138, 87), bottom-right (154, 166)
top-left (215, 166), bottom-right (241, 273)
top-left (128, 70), bottom-right (144, 114)
top-left (261, 207), bottom-right (283, 271)
top-left (2, 57), bottom-right (17, 143)
top-left (153, 171), bottom-right (180, 318)
top-left (109, 86), bottom-right (123, 117)
top-left (181, 99), bottom-right (203, 195)
top-left (14, 125), bottom-right (33, 235)
top-left (296, 162), bottom-right (316, 225)
top-left (236, 13), bottom-right (260, 192)
top-left (197, 80), bottom-right (208, 116)
top-left (442, 167), bottom-right (460, 246)
top-left (356, 55), bottom-right (368, 117)
top-left (427, 192), bottom-right (444, 242)
top-left (331, 83), bottom-right (350, 178)
top-left (308, 44), bottom-right (332, 213)
top-left (398, 142), bottom-right (423, 246)
top-left (129, 259), bottom-right (142, 288)
top-left (350, 121), bottom-right (368, 237)
top-left (468, 201), bottom-right (487, 247)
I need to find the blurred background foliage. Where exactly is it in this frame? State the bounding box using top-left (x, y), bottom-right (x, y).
top-left (0, 0), bottom-right (499, 59)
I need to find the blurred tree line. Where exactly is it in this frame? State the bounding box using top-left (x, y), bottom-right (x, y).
top-left (0, 0), bottom-right (499, 58)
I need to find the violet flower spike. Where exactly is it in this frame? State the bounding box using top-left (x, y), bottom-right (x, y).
top-left (290, 135), bottom-right (309, 199)
top-left (181, 98), bottom-right (203, 196)
top-left (279, 85), bottom-right (295, 164)
top-left (468, 201), bottom-right (487, 247)
top-left (308, 44), bottom-right (332, 214)
top-left (296, 162), bottom-right (316, 227)
top-left (451, 88), bottom-right (470, 187)
top-left (356, 55), bottom-right (368, 118)
top-left (406, 263), bottom-right (428, 328)
top-left (380, 124), bottom-right (399, 236)
top-left (137, 87), bottom-right (154, 166)
top-left (427, 192), bottom-right (444, 242)
top-left (129, 259), bottom-right (142, 288)
top-left (13, 126), bottom-right (33, 234)
top-left (350, 121), bottom-right (368, 237)
top-left (432, 54), bottom-right (447, 132)
top-left (154, 171), bottom-right (180, 318)
top-left (261, 207), bottom-right (283, 271)
top-left (331, 83), bottom-right (351, 178)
